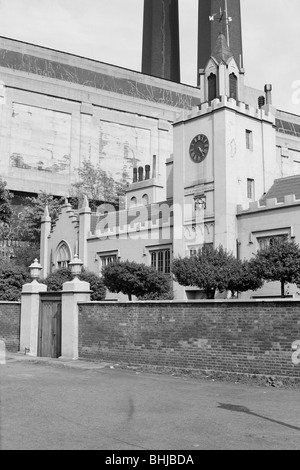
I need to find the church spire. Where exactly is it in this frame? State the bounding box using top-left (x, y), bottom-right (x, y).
top-left (198, 0), bottom-right (244, 85)
top-left (211, 33), bottom-right (234, 65)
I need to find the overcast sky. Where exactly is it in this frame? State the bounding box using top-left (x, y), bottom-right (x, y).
top-left (0, 0), bottom-right (299, 114)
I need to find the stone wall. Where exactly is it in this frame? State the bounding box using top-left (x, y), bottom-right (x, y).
top-left (0, 302), bottom-right (21, 352)
top-left (78, 301), bottom-right (300, 378)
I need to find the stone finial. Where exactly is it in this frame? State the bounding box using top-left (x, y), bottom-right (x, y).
top-left (44, 205), bottom-right (49, 217)
top-left (82, 195), bottom-right (89, 209)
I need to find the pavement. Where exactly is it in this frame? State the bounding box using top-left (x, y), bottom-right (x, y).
top-left (1, 352), bottom-right (300, 451)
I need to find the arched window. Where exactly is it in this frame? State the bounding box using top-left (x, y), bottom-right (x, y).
top-left (229, 73), bottom-right (238, 100)
top-left (208, 73), bottom-right (217, 102)
top-left (142, 194), bottom-right (149, 206)
top-left (130, 197), bottom-right (137, 207)
top-left (55, 241), bottom-right (71, 269)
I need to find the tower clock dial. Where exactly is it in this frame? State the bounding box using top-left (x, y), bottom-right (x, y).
top-left (189, 134), bottom-right (209, 163)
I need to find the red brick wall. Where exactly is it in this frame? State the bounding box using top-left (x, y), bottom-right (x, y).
top-left (0, 302), bottom-right (21, 352)
top-left (78, 301), bottom-right (300, 378)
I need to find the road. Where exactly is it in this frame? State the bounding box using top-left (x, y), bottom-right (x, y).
top-left (0, 354), bottom-right (299, 450)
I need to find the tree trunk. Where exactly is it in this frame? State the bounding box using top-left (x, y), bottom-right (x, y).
top-left (281, 281), bottom-right (285, 298)
top-left (128, 293), bottom-right (132, 301)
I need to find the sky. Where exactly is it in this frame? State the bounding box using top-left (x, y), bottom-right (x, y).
top-left (0, 0), bottom-right (299, 115)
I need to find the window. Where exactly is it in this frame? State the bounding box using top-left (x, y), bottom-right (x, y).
top-left (130, 197), bottom-right (137, 207)
top-left (151, 249), bottom-right (171, 274)
top-left (247, 178), bottom-right (255, 200)
top-left (56, 242), bottom-right (71, 269)
top-left (245, 130), bottom-right (253, 150)
top-left (100, 254), bottom-right (118, 267)
top-left (208, 73), bottom-right (217, 102)
top-left (229, 73), bottom-right (238, 100)
top-left (257, 234), bottom-right (288, 250)
top-left (142, 194), bottom-right (149, 206)
top-left (98, 251), bottom-right (119, 272)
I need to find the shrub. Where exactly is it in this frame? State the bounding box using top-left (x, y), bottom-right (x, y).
top-left (43, 268), bottom-right (106, 301)
top-left (0, 265), bottom-right (31, 301)
top-left (102, 260), bottom-right (172, 301)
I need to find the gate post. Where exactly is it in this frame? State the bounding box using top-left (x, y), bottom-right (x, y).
top-left (61, 274), bottom-right (91, 360)
top-left (20, 260), bottom-right (47, 356)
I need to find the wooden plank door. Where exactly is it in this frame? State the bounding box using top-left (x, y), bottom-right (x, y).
top-left (38, 294), bottom-right (62, 358)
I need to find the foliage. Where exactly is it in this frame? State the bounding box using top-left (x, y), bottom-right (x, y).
top-left (249, 238), bottom-right (300, 297)
top-left (226, 259), bottom-right (263, 298)
top-left (12, 192), bottom-right (65, 244)
top-left (42, 268), bottom-right (73, 291)
top-left (78, 270), bottom-right (106, 301)
top-left (137, 290), bottom-right (174, 301)
top-left (70, 160), bottom-right (128, 211)
top-left (11, 243), bottom-right (40, 269)
top-left (0, 264), bottom-right (31, 301)
top-left (102, 260), bottom-right (172, 301)
top-left (43, 267), bottom-right (106, 301)
top-left (0, 177), bottom-right (13, 226)
top-left (172, 244), bottom-right (262, 299)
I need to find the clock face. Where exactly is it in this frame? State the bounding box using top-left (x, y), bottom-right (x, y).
top-left (189, 134), bottom-right (209, 163)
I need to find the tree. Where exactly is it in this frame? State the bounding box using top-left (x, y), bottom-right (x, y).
top-left (226, 259), bottom-right (263, 298)
top-left (11, 243), bottom-right (41, 268)
top-left (70, 160), bottom-right (128, 211)
top-left (0, 177), bottom-right (12, 226)
top-left (43, 267), bottom-right (106, 301)
top-left (0, 264), bottom-right (31, 301)
top-left (14, 192), bottom-right (64, 244)
top-left (172, 244), bottom-right (262, 299)
top-left (102, 260), bottom-right (172, 301)
top-left (249, 238), bottom-right (300, 297)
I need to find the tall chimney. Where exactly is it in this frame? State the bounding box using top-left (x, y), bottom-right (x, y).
top-left (142, 0), bottom-right (180, 82)
top-left (152, 155), bottom-right (157, 179)
top-left (264, 84), bottom-right (273, 105)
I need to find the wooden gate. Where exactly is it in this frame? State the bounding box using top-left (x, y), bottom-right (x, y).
top-left (38, 293), bottom-right (62, 358)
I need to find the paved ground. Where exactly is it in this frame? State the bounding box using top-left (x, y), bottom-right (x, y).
top-left (0, 353), bottom-right (300, 450)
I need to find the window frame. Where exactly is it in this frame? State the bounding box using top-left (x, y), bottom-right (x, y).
top-left (148, 245), bottom-right (172, 275)
top-left (245, 129), bottom-right (253, 151)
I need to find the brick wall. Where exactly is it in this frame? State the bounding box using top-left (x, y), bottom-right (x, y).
top-left (78, 301), bottom-right (300, 378)
top-left (0, 302), bottom-right (21, 352)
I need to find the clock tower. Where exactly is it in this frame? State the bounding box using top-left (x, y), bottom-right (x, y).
top-left (170, 30), bottom-right (277, 298)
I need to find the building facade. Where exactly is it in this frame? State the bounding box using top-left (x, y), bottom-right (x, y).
top-left (0, 2), bottom-right (299, 299)
top-left (40, 30), bottom-right (300, 300)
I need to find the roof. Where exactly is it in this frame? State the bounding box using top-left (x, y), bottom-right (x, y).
top-left (260, 175), bottom-right (300, 203)
top-left (211, 33), bottom-right (233, 65)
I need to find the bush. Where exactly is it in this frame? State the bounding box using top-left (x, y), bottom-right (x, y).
top-left (79, 270), bottom-right (106, 301)
top-left (43, 268), bottom-right (106, 301)
top-left (102, 260), bottom-right (172, 301)
top-left (0, 265), bottom-right (31, 301)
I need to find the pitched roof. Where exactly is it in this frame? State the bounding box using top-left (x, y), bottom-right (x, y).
top-left (260, 175), bottom-right (300, 203)
top-left (211, 33), bottom-right (234, 65)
